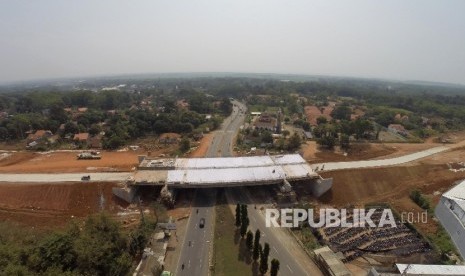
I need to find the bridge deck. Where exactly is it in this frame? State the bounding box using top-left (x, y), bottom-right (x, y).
top-left (133, 154), bottom-right (318, 187)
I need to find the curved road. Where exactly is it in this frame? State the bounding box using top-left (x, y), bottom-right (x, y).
top-left (311, 145), bottom-right (449, 172)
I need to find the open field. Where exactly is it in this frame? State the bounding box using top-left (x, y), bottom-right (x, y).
top-left (302, 141), bottom-right (441, 163)
top-left (315, 164), bottom-right (465, 207)
top-left (0, 151), bottom-right (142, 173)
top-left (304, 105), bottom-right (333, 126)
top-left (0, 182), bottom-right (122, 228)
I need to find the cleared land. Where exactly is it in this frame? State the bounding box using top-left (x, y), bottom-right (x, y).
top-left (0, 151), bottom-right (142, 173)
top-left (0, 182), bottom-right (122, 228)
top-left (189, 133), bottom-right (213, 158)
top-left (302, 141), bottom-right (442, 163)
top-left (304, 105), bottom-right (333, 126)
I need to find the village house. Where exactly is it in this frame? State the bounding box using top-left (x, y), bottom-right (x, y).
top-left (253, 113), bottom-right (277, 132)
top-left (26, 130), bottom-right (54, 148)
top-left (176, 99), bottom-right (189, 110)
top-left (388, 124), bottom-right (408, 136)
top-left (159, 133), bottom-right (181, 144)
top-left (88, 135), bottom-right (103, 148)
top-left (74, 133), bottom-right (90, 146)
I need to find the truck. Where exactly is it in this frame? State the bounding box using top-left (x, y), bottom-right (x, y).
top-left (77, 152), bottom-right (101, 160)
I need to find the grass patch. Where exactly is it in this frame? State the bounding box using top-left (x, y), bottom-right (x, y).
top-left (293, 227), bottom-right (320, 251)
top-left (427, 225), bottom-right (459, 261)
top-left (248, 105), bottom-right (282, 113)
top-left (213, 192), bottom-right (253, 276)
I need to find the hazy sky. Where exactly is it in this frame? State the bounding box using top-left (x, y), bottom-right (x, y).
top-left (1, 0), bottom-right (465, 84)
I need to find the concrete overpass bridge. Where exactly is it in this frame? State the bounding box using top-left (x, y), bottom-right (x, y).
top-left (125, 154), bottom-right (332, 195)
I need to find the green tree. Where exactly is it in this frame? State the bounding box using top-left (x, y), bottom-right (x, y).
top-left (219, 97), bottom-right (233, 115)
top-left (281, 130), bottom-right (290, 138)
top-left (88, 124), bottom-right (101, 136)
top-left (340, 133), bottom-right (350, 149)
top-left (179, 138), bottom-right (191, 153)
top-left (270, 259), bottom-right (280, 276)
top-left (0, 127), bottom-right (9, 141)
top-left (259, 243), bottom-right (270, 275)
top-left (316, 116), bottom-right (327, 125)
top-left (318, 135), bottom-right (336, 149)
top-left (246, 230), bottom-right (254, 251)
top-left (64, 122), bottom-right (79, 136)
top-left (302, 121), bottom-right (311, 131)
top-left (49, 103), bottom-right (68, 124)
top-left (240, 217), bottom-right (249, 238)
top-left (331, 104), bottom-right (351, 120)
top-left (287, 132), bottom-right (301, 151)
top-left (103, 135), bottom-right (125, 150)
top-left (240, 204), bottom-right (248, 225)
top-left (261, 131), bottom-right (273, 144)
top-left (252, 229), bottom-right (261, 262)
top-left (235, 203), bottom-right (242, 227)
top-left (351, 118), bottom-right (373, 139)
top-left (73, 214), bottom-right (132, 276)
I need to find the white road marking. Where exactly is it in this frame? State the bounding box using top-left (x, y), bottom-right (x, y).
top-left (287, 265), bottom-right (294, 273)
top-left (273, 246), bottom-right (278, 254)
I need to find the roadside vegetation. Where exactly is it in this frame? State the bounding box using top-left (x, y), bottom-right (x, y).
top-left (0, 213), bottom-right (156, 276)
top-left (214, 193), bottom-right (281, 276)
top-left (213, 195), bottom-right (251, 276)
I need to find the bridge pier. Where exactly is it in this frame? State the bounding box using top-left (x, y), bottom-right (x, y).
top-left (277, 179), bottom-right (297, 203)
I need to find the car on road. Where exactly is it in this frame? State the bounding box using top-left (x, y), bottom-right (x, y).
top-left (81, 175), bottom-right (91, 181)
top-left (199, 218), bottom-right (205, 228)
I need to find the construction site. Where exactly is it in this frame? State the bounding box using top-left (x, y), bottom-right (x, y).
top-left (110, 154), bottom-right (333, 205)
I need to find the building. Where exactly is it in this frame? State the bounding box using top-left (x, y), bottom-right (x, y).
top-left (74, 133), bottom-right (90, 145)
top-left (88, 135), bottom-right (103, 148)
top-left (388, 124), bottom-right (408, 136)
top-left (369, 264), bottom-right (465, 275)
top-left (313, 246), bottom-right (351, 276)
top-left (253, 113), bottom-right (277, 132)
top-left (26, 130), bottom-right (54, 148)
top-left (435, 179), bottom-right (465, 259)
top-left (304, 131), bottom-right (313, 140)
top-left (396, 264), bottom-right (465, 275)
top-left (176, 99), bottom-right (189, 110)
top-left (158, 133), bottom-right (181, 144)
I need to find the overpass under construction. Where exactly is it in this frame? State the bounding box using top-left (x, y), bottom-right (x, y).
top-left (127, 154), bottom-right (331, 195)
top-left (114, 154), bottom-right (332, 203)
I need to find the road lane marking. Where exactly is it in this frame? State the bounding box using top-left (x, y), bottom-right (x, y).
top-left (273, 246), bottom-right (278, 254)
top-left (287, 265), bottom-right (294, 273)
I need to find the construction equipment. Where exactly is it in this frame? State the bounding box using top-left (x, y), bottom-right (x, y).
top-left (77, 152), bottom-right (101, 160)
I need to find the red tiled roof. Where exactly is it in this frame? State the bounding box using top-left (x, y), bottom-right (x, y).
top-left (74, 133), bottom-right (89, 141)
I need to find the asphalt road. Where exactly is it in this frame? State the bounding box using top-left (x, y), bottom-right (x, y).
top-left (311, 145), bottom-right (449, 172)
top-left (0, 144), bottom-right (449, 183)
top-left (175, 100), bottom-right (246, 276)
top-left (226, 188), bottom-right (322, 276)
